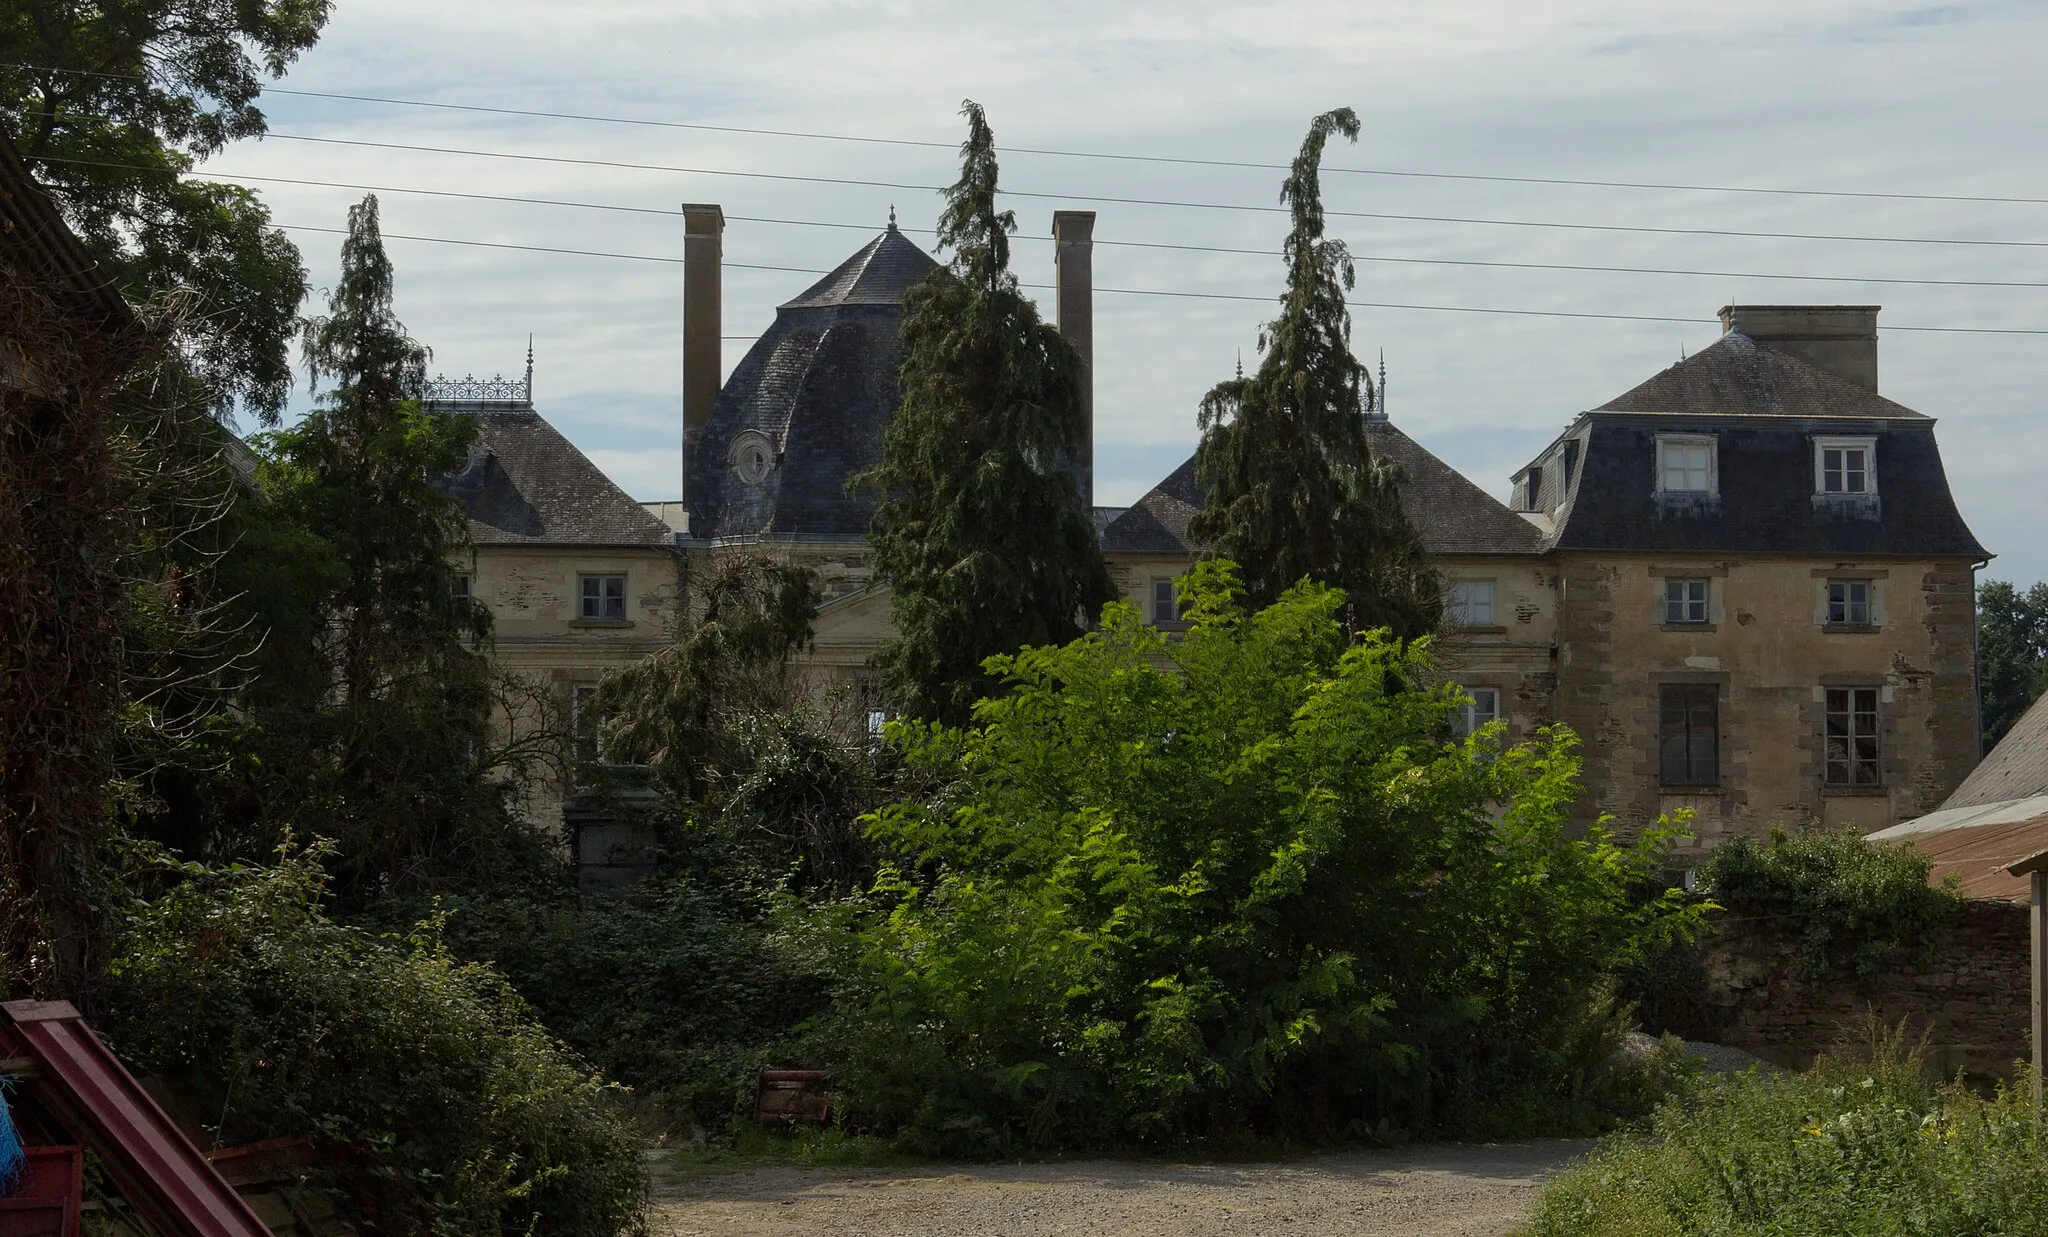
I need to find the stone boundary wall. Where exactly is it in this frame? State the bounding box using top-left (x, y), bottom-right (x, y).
top-left (1648, 901), bottom-right (2031, 1079)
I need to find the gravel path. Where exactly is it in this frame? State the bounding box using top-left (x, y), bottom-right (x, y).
top-left (649, 1140), bottom-right (1593, 1237)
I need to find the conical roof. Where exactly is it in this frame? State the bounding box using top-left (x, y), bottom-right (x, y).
top-left (781, 226), bottom-right (940, 309)
top-left (686, 227), bottom-right (941, 541)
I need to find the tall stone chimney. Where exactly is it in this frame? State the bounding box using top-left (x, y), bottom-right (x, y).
top-left (1052, 210), bottom-right (1096, 510)
top-left (681, 204), bottom-right (724, 510)
top-left (1719, 304), bottom-right (1880, 391)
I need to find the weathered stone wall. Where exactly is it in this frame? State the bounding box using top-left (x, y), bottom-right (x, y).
top-left (1552, 554), bottom-right (1980, 854)
top-left (1649, 902), bottom-right (2029, 1079)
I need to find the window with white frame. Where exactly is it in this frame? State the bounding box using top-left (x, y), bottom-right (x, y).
top-left (1151, 578), bottom-right (1180, 625)
top-left (1824, 687), bottom-right (1881, 786)
top-left (1454, 687), bottom-right (1501, 738)
top-left (1814, 437), bottom-right (1877, 496)
top-left (1447, 580), bottom-right (1496, 628)
top-left (1663, 578), bottom-right (1709, 625)
top-left (1656, 435), bottom-right (1716, 495)
top-left (579, 573), bottom-right (627, 621)
top-left (453, 574), bottom-right (472, 603)
top-left (1827, 579), bottom-right (1873, 626)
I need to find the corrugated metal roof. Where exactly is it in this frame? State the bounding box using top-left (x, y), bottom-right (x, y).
top-left (1867, 797), bottom-right (2048, 903)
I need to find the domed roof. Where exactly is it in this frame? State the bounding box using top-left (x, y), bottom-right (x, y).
top-left (686, 226), bottom-right (942, 542)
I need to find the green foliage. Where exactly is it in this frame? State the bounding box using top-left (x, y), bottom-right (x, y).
top-left (439, 862), bottom-right (836, 1137)
top-left (1979, 578), bottom-right (2048, 752)
top-left (1188, 110), bottom-right (1438, 637)
top-left (858, 100), bottom-right (1114, 725)
top-left (1701, 828), bottom-right (1960, 984)
top-left (1519, 1026), bottom-right (2048, 1237)
top-left (810, 562), bottom-right (1702, 1152)
top-left (104, 846), bottom-right (646, 1236)
top-left (1, 0), bottom-right (330, 419)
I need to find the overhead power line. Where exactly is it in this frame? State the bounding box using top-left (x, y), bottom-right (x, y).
top-left (11, 60), bottom-right (2048, 209)
top-left (34, 155), bottom-right (2048, 291)
top-left (248, 133), bottom-right (2048, 252)
top-left (270, 223), bottom-right (2048, 335)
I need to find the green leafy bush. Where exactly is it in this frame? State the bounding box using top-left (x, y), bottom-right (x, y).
top-left (439, 855), bottom-right (834, 1135)
top-left (806, 564), bottom-right (1703, 1152)
top-left (1519, 1027), bottom-right (2048, 1237)
top-left (1701, 827), bottom-right (1961, 983)
top-left (103, 847), bottom-right (646, 1236)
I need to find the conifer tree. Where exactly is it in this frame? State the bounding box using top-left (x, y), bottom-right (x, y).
top-left (860, 101), bottom-right (1114, 725)
top-left (254, 195), bottom-right (517, 897)
top-left (1188, 109), bottom-right (1439, 638)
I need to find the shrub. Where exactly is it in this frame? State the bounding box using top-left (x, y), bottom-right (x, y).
top-left (806, 564), bottom-right (1704, 1152)
top-left (102, 847), bottom-right (646, 1236)
top-left (1701, 827), bottom-right (1961, 983)
top-left (1518, 1026), bottom-right (2048, 1237)
top-left (438, 854), bottom-right (835, 1136)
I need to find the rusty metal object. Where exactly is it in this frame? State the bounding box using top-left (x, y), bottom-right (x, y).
top-left (0, 1001), bottom-right (269, 1237)
top-left (0, 1146), bottom-right (82, 1237)
top-left (752, 1070), bottom-right (829, 1126)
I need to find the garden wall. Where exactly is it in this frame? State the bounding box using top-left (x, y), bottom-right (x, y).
top-left (1649, 901), bottom-right (2031, 1079)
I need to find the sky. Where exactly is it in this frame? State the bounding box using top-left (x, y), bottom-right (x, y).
top-left (219, 0), bottom-right (2046, 583)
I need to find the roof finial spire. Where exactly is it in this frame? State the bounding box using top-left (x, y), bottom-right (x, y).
top-left (525, 334), bottom-right (534, 402)
top-left (1235, 349), bottom-right (1243, 380)
top-left (1377, 348), bottom-right (1387, 421)
top-left (887, 204), bottom-right (897, 232)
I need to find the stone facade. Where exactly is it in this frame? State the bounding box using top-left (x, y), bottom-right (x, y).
top-left (1654, 902), bottom-right (2029, 1080)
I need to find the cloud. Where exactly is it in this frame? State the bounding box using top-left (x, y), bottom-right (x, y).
top-left (246, 0), bottom-right (2048, 583)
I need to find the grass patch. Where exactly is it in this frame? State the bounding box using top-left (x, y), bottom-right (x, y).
top-left (1517, 1025), bottom-right (2048, 1236)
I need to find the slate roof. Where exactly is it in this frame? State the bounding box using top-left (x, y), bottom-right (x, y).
top-left (1597, 332), bottom-right (1926, 419)
top-left (1097, 423), bottom-right (1542, 558)
top-left (685, 227), bottom-right (940, 541)
top-left (1531, 331), bottom-right (1985, 559)
top-left (0, 130), bottom-right (136, 334)
top-left (1941, 692), bottom-right (2048, 812)
top-left (433, 404), bottom-right (673, 548)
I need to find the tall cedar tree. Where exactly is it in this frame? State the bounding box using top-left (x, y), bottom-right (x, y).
top-left (255, 196), bottom-right (514, 898)
top-left (2, 0), bottom-right (329, 420)
top-left (860, 101), bottom-right (1113, 725)
top-left (1188, 109), bottom-right (1439, 637)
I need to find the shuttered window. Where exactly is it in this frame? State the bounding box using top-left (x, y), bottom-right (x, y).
top-left (1659, 684), bottom-right (1719, 786)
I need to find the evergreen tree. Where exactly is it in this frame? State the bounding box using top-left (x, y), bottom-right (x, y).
top-left (859, 101), bottom-right (1114, 725)
top-left (246, 195), bottom-right (524, 899)
top-left (1978, 578), bottom-right (2048, 752)
top-left (1188, 108), bottom-right (1439, 637)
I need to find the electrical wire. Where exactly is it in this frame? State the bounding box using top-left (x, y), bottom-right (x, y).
top-left (34, 155), bottom-right (2048, 291)
top-left (245, 132), bottom-right (2048, 251)
top-left (11, 60), bottom-right (2048, 209)
top-left (270, 223), bottom-right (2048, 334)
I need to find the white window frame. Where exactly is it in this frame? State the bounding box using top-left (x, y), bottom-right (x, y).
top-left (1151, 578), bottom-right (1180, 625)
top-left (579, 573), bottom-right (628, 622)
top-left (1663, 578), bottom-right (1709, 625)
top-left (453, 573), bottom-right (472, 603)
top-left (1813, 436), bottom-right (1878, 497)
top-left (1824, 686), bottom-right (1882, 787)
top-left (1655, 434), bottom-right (1718, 497)
top-left (1454, 687), bottom-right (1501, 738)
top-left (1827, 579), bottom-right (1873, 626)
top-left (1447, 579), bottom-right (1497, 628)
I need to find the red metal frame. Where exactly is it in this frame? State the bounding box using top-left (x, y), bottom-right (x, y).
top-left (0, 1001), bottom-right (269, 1237)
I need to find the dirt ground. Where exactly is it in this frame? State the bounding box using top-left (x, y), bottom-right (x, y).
top-left (648, 1139), bottom-right (1593, 1237)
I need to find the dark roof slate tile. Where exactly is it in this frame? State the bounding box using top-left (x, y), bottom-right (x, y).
top-left (1597, 332), bottom-right (1925, 419)
top-left (1942, 692), bottom-right (2048, 812)
top-left (437, 406), bottom-right (673, 548)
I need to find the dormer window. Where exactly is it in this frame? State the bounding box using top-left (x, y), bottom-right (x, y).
top-left (1814, 437), bottom-right (1876, 496)
top-left (1655, 434), bottom-right (1716, 495)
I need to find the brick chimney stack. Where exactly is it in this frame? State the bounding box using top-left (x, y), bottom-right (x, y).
top-left (681, 204), bottom-right (725, 513)
top-left (1720, 304), bottom-right (1880, 392)
top-left (1052, 210), bottom-right (1096, 510)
